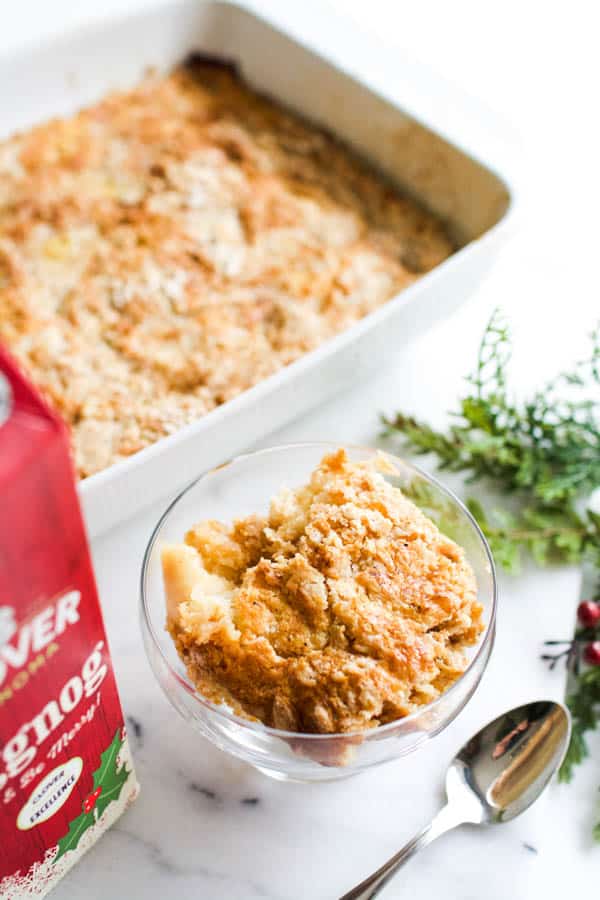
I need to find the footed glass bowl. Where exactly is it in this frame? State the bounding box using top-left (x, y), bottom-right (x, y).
top-left (140, 443), bottom-right (496, 782)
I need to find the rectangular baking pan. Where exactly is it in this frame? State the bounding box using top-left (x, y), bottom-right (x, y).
top-left (0, 1), bottom-right (516, 537)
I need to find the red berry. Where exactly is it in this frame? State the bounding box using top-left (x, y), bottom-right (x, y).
top-left (94, 786), bottom-right (103, 799)
top-left (583, 641), bottom-right (600, 665)
top-left (578, 601), bottom-right (600, 628)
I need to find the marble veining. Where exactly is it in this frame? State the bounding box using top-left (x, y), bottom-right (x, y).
top-left (126, 715), bottom-right (144, 747)
top-left (109, 826), bottom-right (284, 899)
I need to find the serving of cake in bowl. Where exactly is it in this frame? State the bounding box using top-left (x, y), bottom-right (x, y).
top-left (141, 444), bottom-right (495, 780)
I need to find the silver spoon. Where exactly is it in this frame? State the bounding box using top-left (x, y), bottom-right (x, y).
top-left (340, 700), bottom-right (571, 900)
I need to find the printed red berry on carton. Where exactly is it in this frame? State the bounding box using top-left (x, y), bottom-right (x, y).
top-left (82, 786), bottom-right (103, 815)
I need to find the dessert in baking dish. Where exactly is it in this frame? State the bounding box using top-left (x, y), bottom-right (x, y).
top-left (0, 58), bottom-right (453, 478)
top-left (162, 449), bottom-right (483, 735)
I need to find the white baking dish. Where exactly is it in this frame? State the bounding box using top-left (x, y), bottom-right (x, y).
top-left (0, 0), bottom-right (516, 537)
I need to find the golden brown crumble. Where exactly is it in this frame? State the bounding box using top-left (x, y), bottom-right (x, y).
top-left (0, 59), bottom-right (453, 478)
top-left (162, 449), bottom-right (483, 736)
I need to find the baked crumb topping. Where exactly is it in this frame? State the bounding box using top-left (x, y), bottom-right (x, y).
top-left (162, 449), bottom-right (484, 735)
top-left (0, 60), bottom-right (453, 478)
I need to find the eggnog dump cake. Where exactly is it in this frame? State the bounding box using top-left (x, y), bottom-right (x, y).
top-left (162, 449), bottom-right (484, 735)
top-left (0, 58), bottom-right (453, 478)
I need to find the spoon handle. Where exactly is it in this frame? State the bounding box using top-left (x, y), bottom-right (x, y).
top-left (339, 803), bottom-right (463, 900)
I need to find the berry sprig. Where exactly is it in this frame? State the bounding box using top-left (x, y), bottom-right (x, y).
top-left (542, 600), bottom-right (600, 672)
top-left (542, 588), bottom-right (600, 839)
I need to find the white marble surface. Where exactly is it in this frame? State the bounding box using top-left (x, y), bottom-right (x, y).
top-left (4, 1), bottom-right (600, 897)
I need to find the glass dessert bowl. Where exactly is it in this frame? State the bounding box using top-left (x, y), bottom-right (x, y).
top-left (140, 443), bottom-right (496, 782)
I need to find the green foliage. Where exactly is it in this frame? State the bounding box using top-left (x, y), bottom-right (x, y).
top-left (556, 578), bottom-right (600, 840)
top-left (384, 309), bottom-right (600, 839)
top-left (561, 645), bottom-right (600, 842)
top-left (466, 498), bottom-right (600, 574)
top-left (559, 722), bottom-right (589, 783)
top-left (401, 477), bottom-right (470, 545)
top-left (384, 309), bottom-right (600, 572)
top-left (560, 666), bottom-right (600, 783)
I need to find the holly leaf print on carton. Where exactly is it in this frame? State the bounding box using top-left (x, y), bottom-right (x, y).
top-left (54, 728), bottom-right (130, 862)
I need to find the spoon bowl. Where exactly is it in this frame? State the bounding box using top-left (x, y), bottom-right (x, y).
top-left (449, 700), bottom-right (571, 825)
top-left (341, 700), bottom-right (571, 899)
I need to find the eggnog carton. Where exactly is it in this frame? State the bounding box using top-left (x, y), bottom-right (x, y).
top-left (0, 347), bottom-right (139, 898)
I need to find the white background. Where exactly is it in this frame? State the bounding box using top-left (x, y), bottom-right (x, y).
top-left (3, 1), bottom-right (599, 897)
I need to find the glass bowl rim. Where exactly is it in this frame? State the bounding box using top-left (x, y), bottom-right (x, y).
top-left (140, 441), bottom-right (497, 742)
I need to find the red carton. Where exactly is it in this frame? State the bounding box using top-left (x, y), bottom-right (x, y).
top-left (0, 348), bottom-right (139, 897)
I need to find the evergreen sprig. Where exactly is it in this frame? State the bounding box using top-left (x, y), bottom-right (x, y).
top-left (384, 309), bottom-right (600, 839)
top-left (383, 309), bottom-right (600, 573)
top-left (560, 666), bottom-right (600, 782)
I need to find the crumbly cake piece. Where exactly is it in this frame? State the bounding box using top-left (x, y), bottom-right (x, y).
top-left (162, 449), bottom-right (483, 736)
top-left (0, 59), bottom-right (453, 478)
